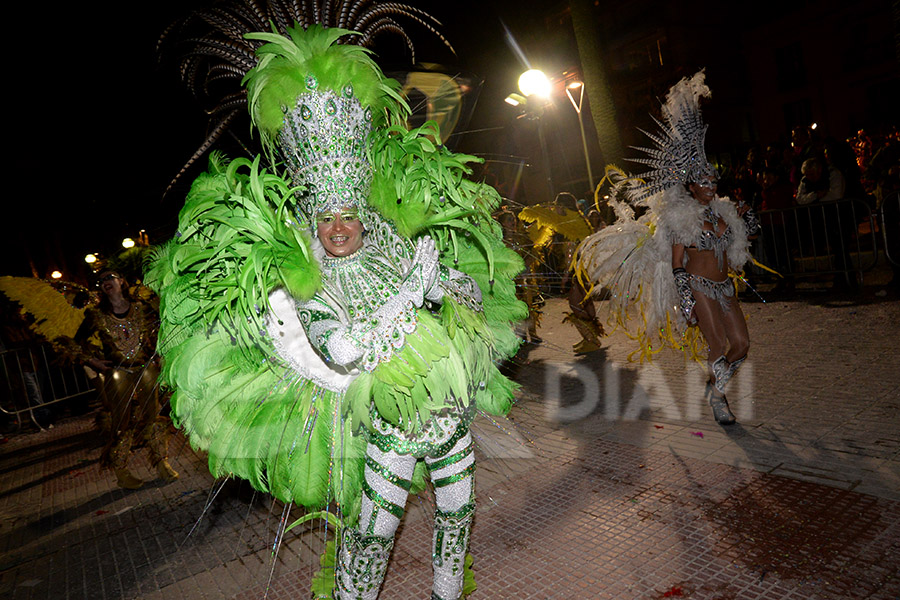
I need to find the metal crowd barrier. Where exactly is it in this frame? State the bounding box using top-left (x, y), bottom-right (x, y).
top-left (880, 191), bottom-right (899, 267)
top-left (754, 197), bottom-right (880, 283)
top-left (0, 344), bottom-right (95, 430)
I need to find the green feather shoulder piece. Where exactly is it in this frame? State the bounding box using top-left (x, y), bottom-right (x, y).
top-left (149, 152), bottom-right (367, 518)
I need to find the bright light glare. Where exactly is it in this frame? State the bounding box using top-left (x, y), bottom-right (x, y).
top-left (50, 271), bottom-right (62, 279)
top-left (567, 81), bottom-right (584, 89)
top-left (122, 238), bottom-right (135, 249)
top-left (505, 95), bottom-right (521, 106)
top-left (518, 70), bottom-right (551, 98)
top-left (85, 254), bottom-right (97, 264)
top-left (810, 122), bottom-right (818, 130)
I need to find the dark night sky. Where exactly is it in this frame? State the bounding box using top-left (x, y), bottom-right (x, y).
top-left (4, 1), bottom-right (543, 282)
top-left (4, 1), bottom-right (895, 283)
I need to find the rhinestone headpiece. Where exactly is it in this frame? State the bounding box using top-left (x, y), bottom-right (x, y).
top-left (628, 70), bottom-right (718, 201)
top-left (279, 78), bottom-right (374, 223)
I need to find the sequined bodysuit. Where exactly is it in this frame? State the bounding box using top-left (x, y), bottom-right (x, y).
top-left (62, 300), bottom-right (169, 472)
top-left (298, 242), bottom-right (482, 600)
top-left (298, 244), bottom-right (480, 455)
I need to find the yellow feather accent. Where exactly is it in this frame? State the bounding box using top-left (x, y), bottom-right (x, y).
top-left (518, 204), bottom-right (592, 244)
top-left (749, 259), bottom-right (782, 277)
top-left (0, 276), bottom-right (86, 340)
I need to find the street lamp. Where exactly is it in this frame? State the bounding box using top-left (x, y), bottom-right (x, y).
top-left (84, 254), bottom-right (97, 264)
top-left (50, 270), bottom-right (62, 279)
top-left (518, 69), bottom-right (551, 100)
top-left (505, 93), bottom-right (527, 107)
top-left (513, 69), bottom-right (554, 197)
top-left (565, 81), bottom-right (594, 194)
top-left (122, 237), bottom-right (135, 249)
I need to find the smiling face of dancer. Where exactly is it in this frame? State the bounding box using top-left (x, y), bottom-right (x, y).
top-left (97, 271), bottom-right (125, 298)
top-left (316, 208), bottom-right (364, 257)
top-left (688, 175), bottom-right (718, 205)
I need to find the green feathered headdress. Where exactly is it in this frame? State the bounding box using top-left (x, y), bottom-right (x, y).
top-left (244, 25), bottom-right (411, 224)
top-left (244, 24), bottom-right (409, 159)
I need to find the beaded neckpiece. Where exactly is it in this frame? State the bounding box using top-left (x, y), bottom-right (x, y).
top-left (320, 246), bottom-right (405, 322)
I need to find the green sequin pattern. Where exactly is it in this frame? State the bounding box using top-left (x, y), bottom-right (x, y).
top-left (365, 401), bottom-right (476, 459)
top-left (298, 244), bottom-right (417, 371)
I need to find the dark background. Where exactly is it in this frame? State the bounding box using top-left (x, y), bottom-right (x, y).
top-left (5, 0), bottom-right (897, 284)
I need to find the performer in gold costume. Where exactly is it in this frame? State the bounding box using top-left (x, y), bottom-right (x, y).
top-left (61, 270), bottom-right (178, 488)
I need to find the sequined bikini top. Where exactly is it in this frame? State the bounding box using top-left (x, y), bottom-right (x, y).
top-left (693, 207), bottom-right (732, 270)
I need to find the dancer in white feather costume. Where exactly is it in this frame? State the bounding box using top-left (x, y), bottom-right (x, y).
top-left (575, 71), bottom-right (760, 426)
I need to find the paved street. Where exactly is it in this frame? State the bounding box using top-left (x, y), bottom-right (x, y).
top-left (2, 291), bottom-right (898, 599)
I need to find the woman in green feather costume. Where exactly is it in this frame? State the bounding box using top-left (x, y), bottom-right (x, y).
top-left (147, 24), bottom-right (526, 600)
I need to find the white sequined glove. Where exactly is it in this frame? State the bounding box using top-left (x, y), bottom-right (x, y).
top-left (673, 268), bottom-right (697, 325)
top-left (408, 236), bottom-right (440, 301)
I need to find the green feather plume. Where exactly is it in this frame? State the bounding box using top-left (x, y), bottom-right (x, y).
top-left (244, 24), bottom-right (409, 164)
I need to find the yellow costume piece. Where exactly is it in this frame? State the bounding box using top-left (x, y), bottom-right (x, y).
top-left (0, 276), bottom-right (86, 341)
top-left (518, 204), bottom-right (592, 249)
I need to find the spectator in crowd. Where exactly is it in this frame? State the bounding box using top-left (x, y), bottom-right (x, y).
top-left (756, 168), bottom-right (796, 291)
top-left (790, 126), bottom-right (816, 189)
top-left (795, 158), bottom-right (858, 290)
top-left (825, 138), bottom-right (869, 206)
top-left (733, 146), bottom-right (763, 208)
top-left (866, 127), bottom-right (900, 207)
top-left (796, 157), bottom-right (845, 205)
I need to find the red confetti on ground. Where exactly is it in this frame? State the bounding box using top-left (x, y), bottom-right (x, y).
top-left (654, 425), bottom-right (664, 429)
top-left (663, 586), bottom-right (684, 597)
top-left (95, 510), bottom-right (109, 516)
top-left (690, 431), bottom-right (704, 438)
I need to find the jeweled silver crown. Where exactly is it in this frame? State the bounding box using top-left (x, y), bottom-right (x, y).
top-left (279, 80), bottom-right (373, 221)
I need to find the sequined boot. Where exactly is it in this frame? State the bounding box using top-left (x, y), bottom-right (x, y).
top-left (156, 459), bottom-right (179, 482)
top-left (333, 527), bottom-right (393, 600)
top-left (564, 313), bottom-right (604, 354)
top-left (706, 355), bottom-right (744, 425)
top-left (705, 382), bottom-right (736, 426)
top-left (710, 355), bottom-right (745, 395)
top-left (431, 502), bottom-right (475, 600)
top-left (114, 467), bottom-right (144, 489)
top-left (109, 431), bottom-right (143, 488)
top-left (145, 420), bottom-right (178, 481)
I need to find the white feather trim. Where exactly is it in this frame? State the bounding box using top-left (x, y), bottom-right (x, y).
top-left (575, 186), bottom-right (752, 347)
top-left (654, 188), bottom-right (751, 269)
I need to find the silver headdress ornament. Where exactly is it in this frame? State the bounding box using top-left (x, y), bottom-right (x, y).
top-left (279, 80), bottom-right (374, 221)
top-left (628, 70), bottom-right (718, 201)
top-left (159, 0), bottom-right (452, 197)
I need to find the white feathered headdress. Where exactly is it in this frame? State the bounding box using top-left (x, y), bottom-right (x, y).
top-left (629, 70), bottom-right (717, 200)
